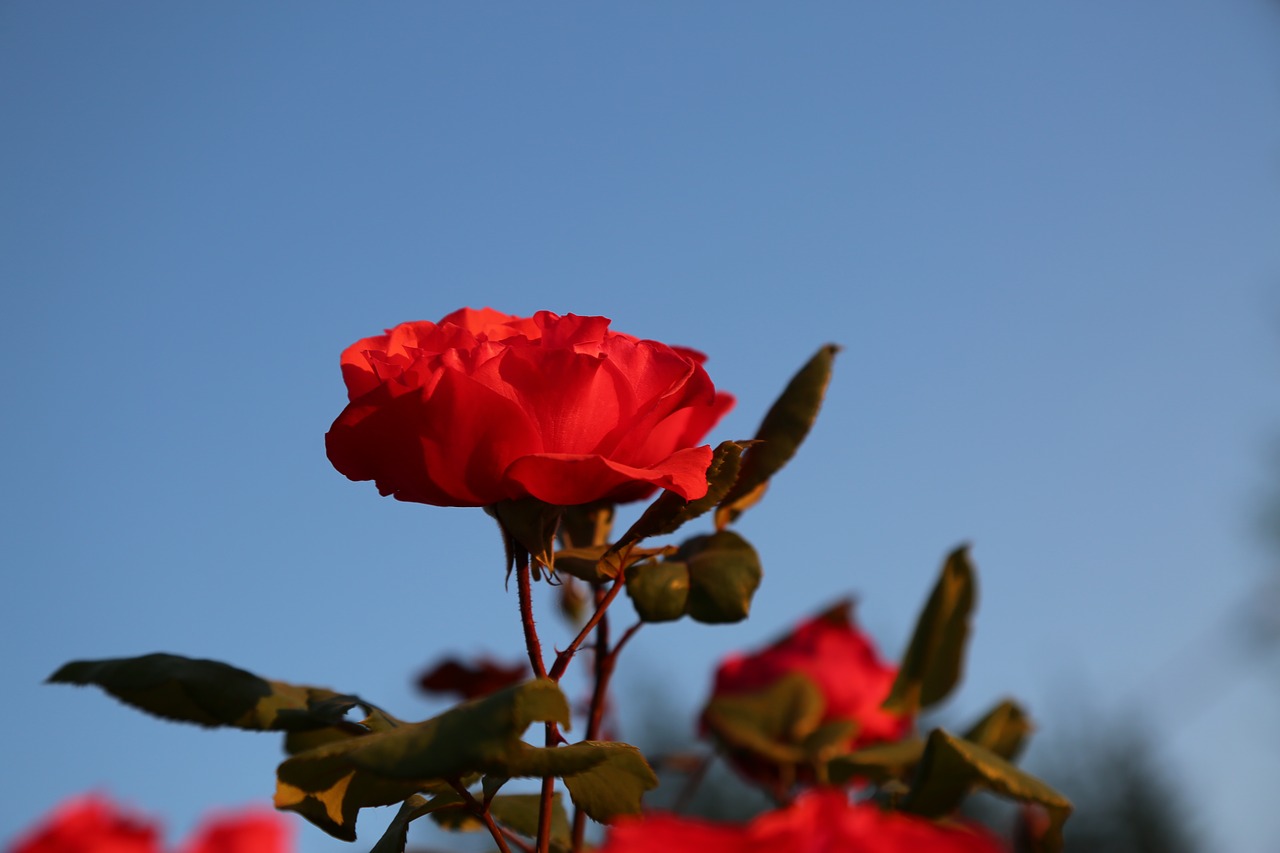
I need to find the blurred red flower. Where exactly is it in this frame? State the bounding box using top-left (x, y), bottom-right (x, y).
top-left (9, 797), bottom-right (289, 853)
top-left (416, 656), bottom-right (529, 701)
top-left (598, 790), bottom-right (1006, 853)
top-left (703, 600), bottom-right (912, 785)
top-left (326, 308), bottom-right (734, 507)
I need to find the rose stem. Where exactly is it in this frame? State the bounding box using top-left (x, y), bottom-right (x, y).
top-left (570, 609), bottom-right (645, 852)
top-left (449, 779), bottom-right (520, 853)
top-left (514, 548), bottom-right (558, 853)
top-left (548, 574), bottom-right (626, 680)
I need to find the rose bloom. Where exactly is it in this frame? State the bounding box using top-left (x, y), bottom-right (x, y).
top-left (8, 797), bottom-right (290, 853)
top-left (703, 601), bottom-right (911, 784)
top-left (326, 308), bottom-right (734, 508)
top-left (597, 790), bottom-right (1006, 853)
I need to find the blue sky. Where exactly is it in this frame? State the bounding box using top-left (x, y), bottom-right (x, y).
top-left (4, 2), bottom-right (1280, 851)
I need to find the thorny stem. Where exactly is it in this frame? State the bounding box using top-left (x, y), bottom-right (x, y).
top-left (549, 575), bottom-right (626, 680)
top-left (515, 547), bottom-right (547, 679)
top-left (570, 615), bottom-right (644, 851)
top-left (449, 779), bottom-right (519, 853)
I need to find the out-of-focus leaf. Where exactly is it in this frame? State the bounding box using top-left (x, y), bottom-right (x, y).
top-left (827, 737), bottom-right (926, 786)
top-left (715, 345), bottom-right (838, 527)
top-left (48, 653), bottom-right (386, 733)
top-left (616, 441), bottom-right (749, 547)
top-left (275, 679), bottom-right (570, 840)
top-left (882, 546), bottom-right (976, 715)
top-left (490, 793), bottom-right (570, 849)
top-left (624, 560), bottom-right (690, 623)
top-left (702, 672), bottom-right (824, 766)
top-left (904, 729), bottom-right (1072, 853)
top-left (682, 531), bottom-right (763, 624)
top-left (962, 699), bottom-right (1033, 762)
top-left (371, 792), bottom-right (465, 853)
top-left (283, 705), bottom-right (403, 756)
top-left (504, 742), bottom-right (658, 823)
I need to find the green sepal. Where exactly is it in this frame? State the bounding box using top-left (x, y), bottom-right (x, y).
top-left (48, 653), bottom-right (391, 734)
top-left (624, 560), bottom-right (690, 623)
top-left (275, 679), bottom-right (570, 840)
top-left (371, 792), bottom-right (466, 853)
top-left (962, 699), bottom-right (1033, 761)
top-left (702, 672), bottom-right (824, 767)
top-left (827, 737), bottom-right (926, 786)
top-left (715, 344), bottom-right (838, 528)
top-left (558, 503), bottom-right (615, 550)
top-left (903, 729), bottom-right (1072, 853)
top-left (489, 499), bottom-right (563, 576)
top-left (680, 530), bottom-right (763, 624)
top-left (554, 544), bottom-right (675, 584)
top-left (615, 441), bottom-right (749, 548)
top-left (882, 546), bottom-right (976, 715)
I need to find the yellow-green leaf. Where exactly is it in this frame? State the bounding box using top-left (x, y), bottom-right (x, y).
top-left (716, 345), bottom-right (838, 526)
top-left (962, 699), bottom-right (1033, 761)
top-left (48, 653), bottom-right (385, 734)
top-left (882, 546), bottom-right (976, 715)
top-left (904, 729), bottom-right (1072, 852)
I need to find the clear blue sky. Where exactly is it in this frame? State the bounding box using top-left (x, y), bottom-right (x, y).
top-left (4, 3), bottom-right (1280, 851)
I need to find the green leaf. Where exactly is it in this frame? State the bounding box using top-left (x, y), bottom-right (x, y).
top-left (681, 531), bottom-right (763, 624)
top-left (48, 653), bottom-right (386, 733)
top-left (505, 742), bottom-right (659, 823)
top-left (371, 792), bottom-right (466, 853)
top-left (904, 729), bottom-right (1072, 853)
top-left (275, 679), bottom-right (570, 840)
top-left (702, 672), bottom-right (825, 766)
top-left (490, 793), bottom-right (571, 849)
top-left (716, 344), bottom-right (838, 527)
top-left (558, 503), bottom-right (615, 550)
top-left (882, 546), bottom-right (976, 715)
top-left (827, 737), bottom-right (926, 786)
top-left (962, 699), bottom-right (1033, 761)
top-left (615, 441), bottom-right (749, 548)
top-left (624, 560), bottom-right (690, 623)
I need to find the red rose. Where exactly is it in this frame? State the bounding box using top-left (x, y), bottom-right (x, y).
top-left (9, 798), bottom-right (289, 853)
top-left (703, 600), bottom-right (911, 785)
top-left (180, 810), bottom-right (289, 853)
top-left (598, 791), bottom-right (1006, 853)
top-left (326, 308), bottom-right (734, 508)
top-left (9, 797), bottom-right (158, 853)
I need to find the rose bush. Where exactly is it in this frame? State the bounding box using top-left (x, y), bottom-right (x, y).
top-left (8, 797), bottom-right (289, 853)
top-left (597, 790), bottom-right (1006, 853)
top-left (326, 308), bottom-right (734, 508)
top-left (702, 600), bottom-right (911, 785)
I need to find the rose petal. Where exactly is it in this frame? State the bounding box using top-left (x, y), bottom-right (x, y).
top-left (504, 445), bottom-right (715, 506)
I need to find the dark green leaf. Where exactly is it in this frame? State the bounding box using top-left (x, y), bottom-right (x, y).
top-left (962, 699), bottom-right (1033, 761)
top-left (615, 441), bottom-right (749, 548)
top-left (490, 793), bottom-right (571, 849)
top-left (702, 672), bottom-right (824, 765)
top-left (48, 653), bottom-right (385, 733)
top-left (554, 544), bottom-right (673, 584)
top-left (682, 531), bottom-right (763, 624)
top-left (827, 737), bottom-right (926, 786)
top-left (716, 345), bottom-right (838, 526)
top-left (882, 546), bottom-right (976, 714)
top-left (558, 504), bottom-right (615, 550)
top-left (371, 793), bottom-right (465, 853)
top-left (275, 679), bottom-right (570, 840)
top-left (624, 561), bottom-right (690, 623)
top-left (904, 729), bottom-right (1072, 852)
top-left (504, 742), bottom-right (659, 823)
